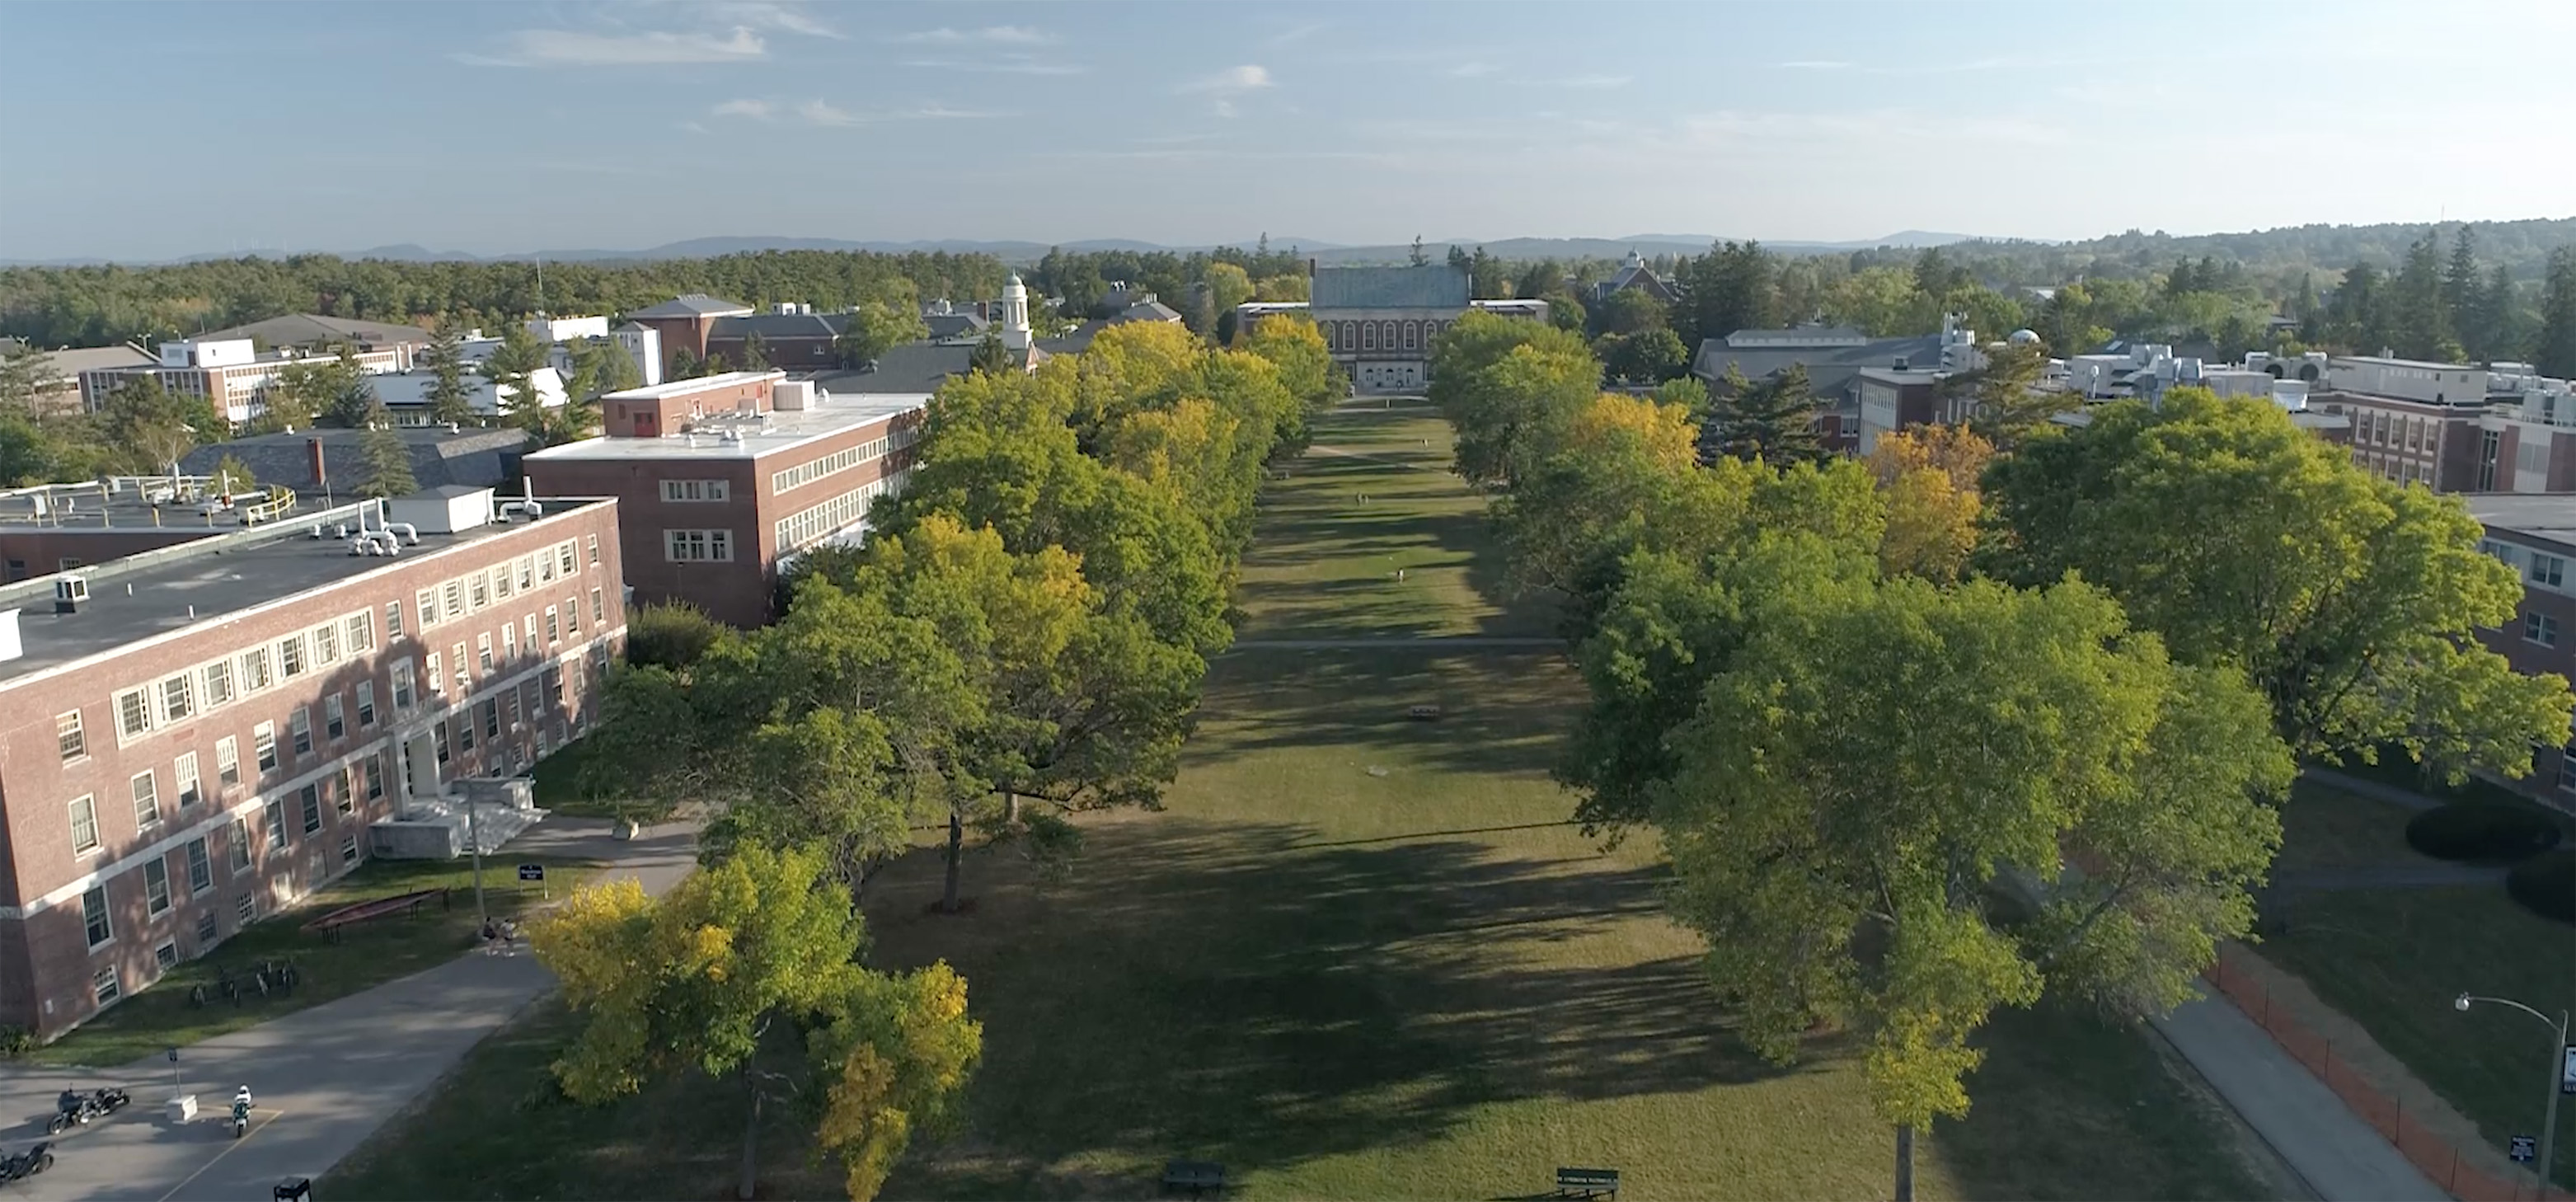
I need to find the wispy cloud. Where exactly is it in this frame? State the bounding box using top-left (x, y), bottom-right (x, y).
top-left (1448, 62), bottom-right (1500, 77)
top-left (899, 54), bottom-right (1086, 75)
top-left (1265, 21), bottom-right (1328, 48)
top-left (889, 25), bottom-right (1051, 45)
top-left (461, 26), bottom-right (766, 67)
top-left (713, 2), bottom-right (842, 39)
top-left (1179, 63), bottom-right (1275, 118)
top-left (712, 96), bottom-right (1011, 127)
top-left (1552, 74), bottom-right (1631, 89)
top-left (1777, 59), bottom-right (1851, 70)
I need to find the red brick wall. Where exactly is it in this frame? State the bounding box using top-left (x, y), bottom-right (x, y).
top-left (523, 458), bottom-right (769, 627)
top-left (0, 530), bottom-right (221, 581)
top-left (706, 336), bottom-right (837, 370)
top-left (601, 377), bottom-right (773, 439)
top-left (0, 502), bottom-right (626, 1036)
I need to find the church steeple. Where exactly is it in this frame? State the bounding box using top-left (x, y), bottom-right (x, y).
top-left (1002, 273), bottom-right (1031, 352)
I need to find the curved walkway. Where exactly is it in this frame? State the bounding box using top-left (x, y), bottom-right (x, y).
top-left (0, 817), bottom-right (697, 1202)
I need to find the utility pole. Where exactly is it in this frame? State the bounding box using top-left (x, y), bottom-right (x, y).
top-left (467, 791), bottom-right (488, 930)
top-left (2456, 992), bottom-right (2569, 1200)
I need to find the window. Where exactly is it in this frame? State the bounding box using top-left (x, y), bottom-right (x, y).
top-left (523, 614), bottom-right (537, 645)
top-left (229, 817), bottom-right (252, 871)
top-left (495, 565), bottom-right (514, 599)
top-left (160, 673), bottom-right (195, 722)
top-left (144, 858), bottom-right (171, 916)
top-left (443, 580), bottom-right (463, 619)
top-left (392, 660), bottom-right (415, 710)
top-left (539, 551), bottom-right (557, 583)
top-left (289, 707), bottom-right (312, 756)
top-left (92, 967), bottom-right (121, 1004)
top-left (452, 641), bottom-right (468, 686)
top-left (216, 735), bottom-right (240, 786)
top-left (203, 659), bottom-right (234, 707)
top-left (312, 622), bottom-right (339, 664)
top-left (331, 771), bottom-right (353, 815)
top-left (457, 707), bottom-right (476, 751)
top-left (186, 838), bottom-right (212, 893)
top-left (470, 572), bottom-right (490, 610)
top-left (175, 752), bottom-right (200, 809)
top-left (481, 697), bottom-right (500, 741)
top-left (426, 652), bottom-right (444, 697)
top-left (254, 722), bottom-right (277, 772)
top-left (277, 635), bottom-right (307, 678)
top-left (591, 587), bottom-right (604, 625)
top-left (68, 794), bottom-right (98, 854)
top-left (417, 589), bottom-right (438, 629)
top-left (237, 893), bottom-right (257, 924)
top-left (516, 556), bottom-right (533, 591)
top-left (504, 688), bottom-right (521, 730)
top-left (565, 595), bottom-right (580, 635)
top-left (325, 695), bottom-right (346, 740)
top-left (434, 720), bottom-right (452, 765)
top-left (56, 711), bottom-right (86, 761)
top-left (2527, 612), bottom-right (2560, 646)
top-left (2531, 553), bottom-right (2566, 588)
top-left (503, 622), bottom-right (517, 660)
top-left (387, 599), bottom-right (404, 639)
top-left (477, 633), bottom-right (494, 672)
top-left (588, 533), bottom-right (600, 566)
top-left (545, 665), bottom-right (564, 704)
top-left (82, 885), bottom-right (110, 947)
top-left (546, 606), bottom-right (561, 645)
top-left (664, 529), bottom-right (734, 562)
top-left (340, 833), bottom-right (359, 865)
top-left (195, 909), bottom-right (219, 947)
top-left (156, 938), bottom-right (179, 970)
top-left (131, 770), bottom-right (160, 829)
top-left (240, 646), bottom-right (274, 693)
top-left (661, 479), bottom-right (731, 502)
top-left (1362, 322), bottom-right (1377, 350)
top-left (774, 485), bottom-right (874, 552)
top-left (117, 687), bottom-right (154, 739)
top-left (356, 681), bottom-right (377, 728)
top-left (559, 542), bottom-right (578, 577)
top-left (349, 612), bottom-right (374, 653)
top-left (364, 754), bottom-right (384, 801)
top-left (298, 783), bottom-right (321, 834)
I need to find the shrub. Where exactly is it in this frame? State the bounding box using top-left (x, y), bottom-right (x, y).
top-left (624, 602), bottom-right (725, 670)
top-left (0, 1025), bottom-right (31, 1058)
top-left (2403, 803), bottom-right (2565, 862)
top-left (2506, 849), bottom-right (2574, 925)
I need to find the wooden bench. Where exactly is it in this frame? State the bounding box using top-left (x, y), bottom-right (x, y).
top-left (1161, 1160), bottom-right (1227, 1196)
top-left (1555, 1166), bottom-right (1619, 1199)
top-left (299, 887), bottom-right (449, 937)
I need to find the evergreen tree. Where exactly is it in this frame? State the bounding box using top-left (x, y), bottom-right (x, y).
top-left (1708, 364), bottom-right (1823, 466)
top-left (0, 342), bottom-right (57, 411)
top-left (739, 331), bottom-right (772, 370)
top-left (355, 403), bottom-right (418, 498)
top-left (2442, 225), bottom-right (2481, 322)
top-left (2538, 248), bottom-right (2576, 378)
top-left (2330, 262), bottom-right (2395, 353)
top-left (2391, 229), bottom-right (2457, 361)
top-left (1676, 241), bottom-right (1783, 348)
top-left (967, 331), bottom-right (1015, 375)
top-left (420, 323), bottom-right (478, 427)
top-left (483, 323), bottom-right (551, 435)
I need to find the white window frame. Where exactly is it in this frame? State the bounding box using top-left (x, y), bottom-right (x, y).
top-left (57, 710), bottom-right (86, 762)
top-left (143, 857), bottom-right (171, 916)
top-left (130, 769), bottom-right (160, 829)
top-left (357, 681), bottom-right (378, 728)
top-left (216, 735), bottom-right (240, 786)
top-left (82, 885), bottom-right (112, 949)
top-left (277, 634), bottom-right (307, 678)
top-left (116, 687), bottom-right (155, 740)
top-left (254, 721), bottom-right (278, 772)
top-left (176, 751), bottom-right (200, 809)
top-left (68, 794), bottom-right (99, 855)
top-left (660, 478), bottom-right (731, 502)
top-left (312, 621), bottom-right (340, 664)
top-left (185, 837), bottom-right (213, 894)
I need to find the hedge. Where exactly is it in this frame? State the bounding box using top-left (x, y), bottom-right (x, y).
top-left (2505, 849), bottom-right (2574, 925)
top-left (2402, 803), bottom-right (2564, 862)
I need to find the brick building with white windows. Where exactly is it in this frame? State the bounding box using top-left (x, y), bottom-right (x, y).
top-left (1250, 265), bottom-right (1550, 396)
top-left (0, 486), bottom-right (625, 1040)
top-left (2465, 495), bottom-right (2576, 810)
top-left (522, 371), bottom-right (925, 627)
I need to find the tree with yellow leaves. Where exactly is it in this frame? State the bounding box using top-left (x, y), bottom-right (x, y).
top-left (1864, 425), bottom-right (1995, 583)
top-left (532, 844), bottom-right (980, 1201)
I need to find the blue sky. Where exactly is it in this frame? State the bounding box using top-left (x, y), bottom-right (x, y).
top-left (2, 0), bottom-right (2568, 261)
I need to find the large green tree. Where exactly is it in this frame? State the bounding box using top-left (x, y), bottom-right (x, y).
top-left (1654, 574), bottom-right (2289, 1200)
top-left (1426, 312), bottom-right (1601, 488)
top-left (1706, 363), bottom-right (1824, 466)
top-left (354, 404), bottom-right (417, 498)
top-left (1981, 388), bottom-right (2574, 775)
top-left (481, 323), bottom-right (551, 434)
top-left (836, 301), bottom-right (931, 368)
top-left (0, 342), bottom-right (57, 411)
top-left (2538, 247), bottom-right (2576, 378)
top-left (533, 844), bottom-right (981, 1201)
top-left (419, 322), bottom-right (479, 427)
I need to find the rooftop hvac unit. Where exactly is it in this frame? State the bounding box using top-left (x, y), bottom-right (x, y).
top-left (54, 575), bottom-right (90, 614)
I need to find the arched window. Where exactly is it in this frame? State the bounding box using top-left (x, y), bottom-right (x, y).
top-left (1402, 322), bottom-right (1419, 350)
top-left (1381, 320), bottom-right (1397, 349)
top-left (1362, 322), bottom-right (1377, 351)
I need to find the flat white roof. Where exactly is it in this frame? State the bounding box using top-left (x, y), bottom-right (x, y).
top-left (524, 393), bottom-right (930, 462)
top-left (601, 369), bottom-right (786, 402)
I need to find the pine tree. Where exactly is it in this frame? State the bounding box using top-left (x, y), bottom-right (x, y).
top-left (0, 342), bottom-right (58, 412)
top-left (2537, 248), bottom-right (2576, 378)
top-left (420, 323), bottom-right (478, 427)
top-left (967, 331), bottom-right (1015, 375)
top-left (1709, 363), bottom-right (1823, 466)
top-left (356, 405), bottom-right (418, 499)
top-left (483, 323), bottom-right (551, 435)
top-left (2391, 230), bottom-right (2457, 361)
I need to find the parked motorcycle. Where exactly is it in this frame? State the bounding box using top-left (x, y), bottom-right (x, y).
top-left (44, 1085), bottom-right (131, 1134)
top-left (0, 1141), bottom-right (55, 1182)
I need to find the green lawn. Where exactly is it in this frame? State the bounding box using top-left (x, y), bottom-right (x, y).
top-left (32, 853), bottom-right (592, 1068)
top-left (325, 406), bottom-right (2273, 1201)
top-left (2273, 779), bottom-right (2427, 872)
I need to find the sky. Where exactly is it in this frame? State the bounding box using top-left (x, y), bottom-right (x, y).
top-left (2, 0), bottom-right (2570, 262)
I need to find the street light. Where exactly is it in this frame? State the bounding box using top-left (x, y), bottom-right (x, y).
top-left (2456, 991), bottom-right (2570, 1200)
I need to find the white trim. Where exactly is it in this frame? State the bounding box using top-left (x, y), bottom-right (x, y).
top-left (0, 630), bottom-right (622, 921)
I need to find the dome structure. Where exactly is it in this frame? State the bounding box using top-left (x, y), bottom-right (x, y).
top-left (2007, 328), bottom-right (2042, 345)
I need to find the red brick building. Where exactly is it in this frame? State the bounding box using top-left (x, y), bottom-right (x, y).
top-left (523, 373), bottom-right (926, 627)
top-left (622, 295), bottom-right (755, 378)
top-left (0, 489), bottom-right (626, 1039)
top-left (2465, 495), bottom-right (2576, 810)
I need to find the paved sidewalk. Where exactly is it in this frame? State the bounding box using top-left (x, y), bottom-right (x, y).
top-left (2303, 768), bottom-right (2445, 812)
top-left (2154, 986), bottom-right (2446, 1202)
top-left (2275, 862), bottom-right (2510, 891)
top-left (0, 816), bottom-right (696, 1202)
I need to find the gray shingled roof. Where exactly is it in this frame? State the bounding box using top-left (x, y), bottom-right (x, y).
top-left (809, 344), bottom-right (978, 395)
top-left (626, 294), bottom-right (753, 319)
top-left (1105, 298), bottom-right (1184, 325)
top-left (709, 313), bottom-right (847, 340)
top-left (924, 312), bottom-right (989, 341)
top-left (196, 313), bottom-right (434, 347)
top-left (178, 426), bottom-right (529, 497)
top-left (1312, 265), bottom-right (1471, 309)
top-left (1692, 332), bottom-right (1948, 403)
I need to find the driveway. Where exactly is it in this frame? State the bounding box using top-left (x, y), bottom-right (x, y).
top-left (0, 816), bottom-right (695, 1202)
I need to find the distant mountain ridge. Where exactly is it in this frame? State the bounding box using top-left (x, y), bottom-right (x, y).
top-left (0, 230), bottom-right (1980, 269)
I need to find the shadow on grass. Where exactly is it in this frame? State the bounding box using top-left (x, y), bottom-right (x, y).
top-left (1173, 650), bottom-right (1578, 780)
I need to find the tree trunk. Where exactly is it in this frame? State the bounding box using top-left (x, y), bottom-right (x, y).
top-left (941, 808), bottom-right (963, 913)
top-left (738, 1079), bottom-right (762, 1201)
top-left (1003, 789), bottom-right (1020, 825)
top-left (1893, 1124), bottom-right (1914, 1202)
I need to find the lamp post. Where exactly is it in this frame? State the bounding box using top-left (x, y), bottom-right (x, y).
top-left (2456, 992), bottom-right (2570, 1200)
